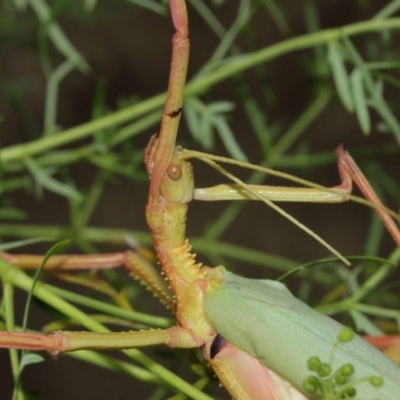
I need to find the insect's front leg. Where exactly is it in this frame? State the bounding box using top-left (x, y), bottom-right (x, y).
top-left (0, 255), bottom-right (215, 400)
top-left (0, 250), bottom-right (174, 308)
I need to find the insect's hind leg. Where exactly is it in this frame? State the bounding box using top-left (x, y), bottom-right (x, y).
top-left (336, 145), bottom-right (400, 247)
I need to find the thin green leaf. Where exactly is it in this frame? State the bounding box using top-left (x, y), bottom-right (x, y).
top-left (350, 68), bottom-right (370, 134)
top-left (184, 97), bottom-right (202, 142)
top-left (84, 0), bottom-right (97, 13)
top-left (0, 237), bottom-right (54, 251)
top-left (12, 0), bottom-right (28, 11)
top-left (350, 310), bottom-right (384, 335)
top-left (185, 97), bottom-right (218, 150)
top-left (168, 377), bottom-right (209, 400)
top-left (25, 158), bottom-right (82, 200)
top-left (187, 98), bottom-right (245, 159)
top-left (366, 60), bottom-right (400, 70)
top-left (375, 79), bottom-right (384, 99)
top-left (2, 283), bottom-right (20, 391)
top-left (18, 353), bottom-right (45, 373)
top-left (373, 0), bottom-right (400, 20)
top-left (277, 256), bottom-right (395, 282)
top-left (327, 41), bottom-right (354, 112)
top-left (0, 208), bottom-right (27, 221)
top-left (29, 0), bottom-right (89, 72)
top-left (125, 0), bottom-right (168, 15)
top-left (364, 211), bottom-right (385, 257)
top-left (199, 115), bottom-right (214, 150)
top-left (343, 36), bottom-right (400, 144)
top-left (209, 101), bottom-right (235, 114)
top-left (22, 240), bottom-right (70, 331)
top-left (0, 177), bottom-right (29, 193)
top-left (260, 0), bottom-right (290, 35)
top-left (188, 0), bottom-right (226, 38)
top-left (213, 117), bottom-right (248, 161)
top-left (45, 59), bottom-right (79, 135)
top-left (11, 353), bottom-right (44, 400)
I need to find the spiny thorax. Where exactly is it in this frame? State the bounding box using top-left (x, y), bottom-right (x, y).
top-left (146, 200), bottom-right (217, 341)
top-left (145, 149), bottom-right (225, 341)
top-left (146, 201), bottom-right (205, 294)
top-left (145, 149), bottom-right (206, 292)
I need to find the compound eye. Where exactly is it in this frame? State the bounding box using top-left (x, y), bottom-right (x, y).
top-left (166, 164), bottom-right (182, 181)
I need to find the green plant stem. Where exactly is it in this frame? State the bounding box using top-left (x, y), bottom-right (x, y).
top-left (44, 59), bottom-right (80, 133)
top-left (0, 223), bottom-right (153, 246)
top-left (0, 222), bottom-right (298, 270)
top-left (1, 18), bottom-right (400, 164)
top-left (45, 284), bottom-right (173, 328)
top-left (0, 95), bottom-right (165, 164)
top-left (29, 0), bottom-right (89, 71)
top-left (69, 349), bottom-right (163, 384)
top-left (186, 18), bottom-right (400, 96)
top-left (0, 321), bottom-right (165, 385)
top-left (0, 259), bottom-right (213, 400)
top-left (3, 283), bottom-right (24, 400)
top-left (352, 248), bottom-right (400, 302)
top-left (356, 303), bottom-right (400, 320)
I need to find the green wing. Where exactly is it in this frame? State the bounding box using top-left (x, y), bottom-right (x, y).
top-left (203, 272), bottom-right (400, 399)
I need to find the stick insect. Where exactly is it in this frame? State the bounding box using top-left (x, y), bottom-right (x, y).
top-left (1, 1), bottom-right (400, 399)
